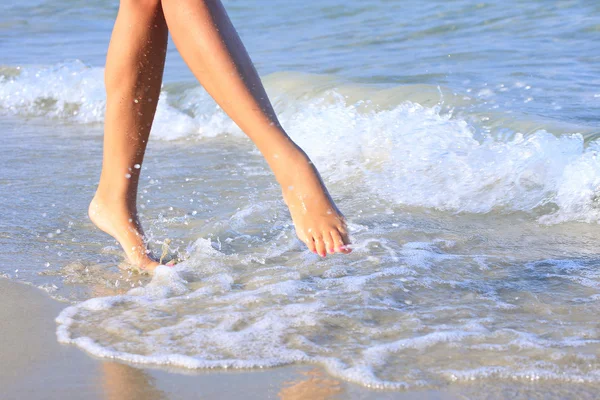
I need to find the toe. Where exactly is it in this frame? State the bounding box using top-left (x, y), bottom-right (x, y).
top-left (314, 235), bottom-right (327, 257)
top-left (332, 228), bottom-right (352, 253)
top-left (323, 232), bottom-right (335, 254)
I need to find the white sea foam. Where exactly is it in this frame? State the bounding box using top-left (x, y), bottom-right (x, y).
top-left (55, 237), bottom-right (600, 390)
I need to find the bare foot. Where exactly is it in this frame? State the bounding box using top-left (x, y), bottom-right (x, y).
top-left (280, 155), bottom-right (351, 257)
top-left (88, 195), bottom-right (160, 274)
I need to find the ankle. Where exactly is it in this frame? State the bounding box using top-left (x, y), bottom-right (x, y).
top-left (94, 184), bottom-right (137, 208)
top-left (91, 193), bottom-right (137, 217)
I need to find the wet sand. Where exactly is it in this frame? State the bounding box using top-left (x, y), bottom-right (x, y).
top-left (1, 278), bottom-right (460, 400)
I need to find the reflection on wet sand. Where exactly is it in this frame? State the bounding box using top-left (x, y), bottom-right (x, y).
top-left (101, 362), bottom-right (344, 400)
top-left (279, 368), bottom-right (343, 400)
top-left (102, 362), bottom-right (166, 400)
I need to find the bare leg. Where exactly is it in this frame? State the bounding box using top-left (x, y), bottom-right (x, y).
top-left (89, 0), bottom-right (168, 272)
top-left (161, 0), bottom-right (351, 256)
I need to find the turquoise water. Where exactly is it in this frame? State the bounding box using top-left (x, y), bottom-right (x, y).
top-left (1, 0), bottom-right (600, 393)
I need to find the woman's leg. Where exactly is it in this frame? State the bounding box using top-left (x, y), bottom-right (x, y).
top-left (89, 0), bottom-right (168, 271)
top-left (160, 0), bottom-right (351, 256)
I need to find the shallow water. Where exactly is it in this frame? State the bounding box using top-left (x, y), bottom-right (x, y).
top-left (1, 0), bottom-right (600, 393)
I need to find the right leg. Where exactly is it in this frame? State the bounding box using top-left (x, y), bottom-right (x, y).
top-left (89, 0), bottom-right (168, 272)
top-left (160, 0), bottom-right (351, 257)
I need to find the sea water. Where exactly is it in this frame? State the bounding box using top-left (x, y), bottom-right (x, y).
top-left (1, 0), bottom-right (599, 392)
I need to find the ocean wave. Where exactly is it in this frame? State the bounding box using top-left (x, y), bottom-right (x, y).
top-left (3, 61), bottom-right (600, 222)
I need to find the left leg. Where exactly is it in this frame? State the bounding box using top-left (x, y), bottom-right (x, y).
top-left (89, 0), bottom-right (169, 272)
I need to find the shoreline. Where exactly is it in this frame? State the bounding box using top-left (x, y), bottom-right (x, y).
top-left (0, 277), bottom-right (459, 400)
top-left (2, 276), bottom-right (598, 399)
